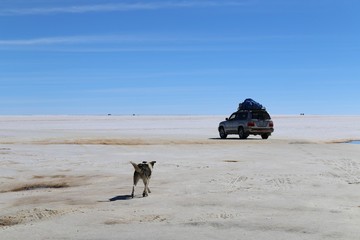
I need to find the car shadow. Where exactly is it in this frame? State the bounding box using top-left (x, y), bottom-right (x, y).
top-left (209, 137), bottom-right (261, 141)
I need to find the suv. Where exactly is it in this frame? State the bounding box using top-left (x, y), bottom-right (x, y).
top-left (218, 109), bottom-right (274, 139)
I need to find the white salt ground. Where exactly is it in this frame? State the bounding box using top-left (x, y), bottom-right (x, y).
top-left (0, 115), bottom-right (360, 240)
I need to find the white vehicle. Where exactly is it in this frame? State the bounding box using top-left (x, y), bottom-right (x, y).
top-left (218, 109), bottom-right (274, 139)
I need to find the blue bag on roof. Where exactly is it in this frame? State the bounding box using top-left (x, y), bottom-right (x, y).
top-left (238, 98), bottom-right (264, 110)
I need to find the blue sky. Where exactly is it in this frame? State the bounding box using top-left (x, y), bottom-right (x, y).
top-left (0, 0), bottom-right (359, 115)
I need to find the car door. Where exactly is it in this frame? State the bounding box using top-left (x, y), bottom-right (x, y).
top-left (227, 112), bottom-right (248, 133)
top-left (235, 112), bottom-right (248, 131)
top-left (225, 113), bottom-right (238, 133)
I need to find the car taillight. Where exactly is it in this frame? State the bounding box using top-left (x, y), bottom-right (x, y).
top-left (269, 121), bottom-right (274, 127)
top-left (247, 121), bottom-right (255, 127)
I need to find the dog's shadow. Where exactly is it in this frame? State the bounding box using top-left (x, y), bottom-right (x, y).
top-left (108, 195), bottom-right (132, 201)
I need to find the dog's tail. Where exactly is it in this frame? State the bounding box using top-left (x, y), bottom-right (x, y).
top-left (130, 161), bottom-right (142, 173)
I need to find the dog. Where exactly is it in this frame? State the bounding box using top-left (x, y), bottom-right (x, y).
top-left (130, 161), bottom-right (156, 198)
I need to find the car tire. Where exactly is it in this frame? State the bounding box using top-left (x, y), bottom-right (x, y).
top-left (261, 134), bottom-right (269, 139)
top-left (219, 127), bottom-right (227, 139)
top-left (238, 127), bottom-right (248, 139)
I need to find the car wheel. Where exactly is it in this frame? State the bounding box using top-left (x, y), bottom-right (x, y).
top-left (219, 127), bottom-right (227, 139)
top-left (238, 127), bottom-right (247, 139)
top-left (261, 134), bottom-right (269, 139)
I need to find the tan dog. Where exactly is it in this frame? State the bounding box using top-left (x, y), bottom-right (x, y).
top-left (130, 161), bottom-right (156, 198)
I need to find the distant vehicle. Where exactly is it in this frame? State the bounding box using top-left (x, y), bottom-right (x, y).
top-left (218, 109), bottom-right (274, 139)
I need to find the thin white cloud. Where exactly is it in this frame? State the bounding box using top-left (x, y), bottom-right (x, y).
top-left (0, 35), bottom-right (134, 46)
top-left (0, 37), bottom-right (82, 46)
top-left (0, 35), bottom-right (185, 46)
top-left (0, 33), bottom-right (324, 53)
top-left (0, 34), bottom-right (312, 47)
top-left (0, 1), bottom-right (250, 16)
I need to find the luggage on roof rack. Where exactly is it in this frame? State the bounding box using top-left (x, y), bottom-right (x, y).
top-left (238, 98), bottom-right (265, 111)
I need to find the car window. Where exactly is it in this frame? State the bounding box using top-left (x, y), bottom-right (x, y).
top-left (236, 112), bottom-right (248, 120)
top-left (251, 111), bottom-right (270, 120)
top-left (229, 113), bottom-right (236, 120)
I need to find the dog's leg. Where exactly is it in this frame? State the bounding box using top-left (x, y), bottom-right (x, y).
top-left (147, 178), bottom-right (151, 193)
top-left (131, 172), bottom-right (140, 198)
top-left (142, 178), bottom-right (149, 197)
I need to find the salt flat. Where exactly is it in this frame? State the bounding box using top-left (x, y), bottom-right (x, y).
top-left (1, 115), bottom-right (360, 240)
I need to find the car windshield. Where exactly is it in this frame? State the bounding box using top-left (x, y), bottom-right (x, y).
top-left (251, 111), bottom-right (271, 120)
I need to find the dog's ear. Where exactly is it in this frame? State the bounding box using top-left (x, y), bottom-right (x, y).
top-left (150, 161), bottom-right (156, 167)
